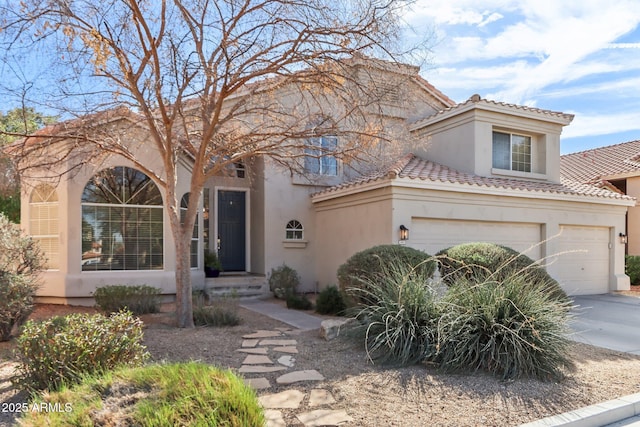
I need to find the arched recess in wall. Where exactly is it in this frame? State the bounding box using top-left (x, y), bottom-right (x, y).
top-left (29, 184), bottom-right (59, 269)
top-left (81, 166), bottom-right (163, 271)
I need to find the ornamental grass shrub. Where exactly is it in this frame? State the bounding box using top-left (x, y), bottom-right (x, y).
top-left (436, 242), bottom-right (568, 302)
top-left (192, 291), bottom-right (241, 327)
top-left (338, 244), bottom-right (436, 306)
top-left (435, 277), bottom-right (574, 380)
top-left (94, 284), bottom-right (161, 315)
top-left (19, 362), bottom-right (265, 427)
top-left (14, 311), bottom-right (149, 392)
top-left (347, 262), bottom-right (441, 365)
top-left (0, 214), bottom-right (45, 341)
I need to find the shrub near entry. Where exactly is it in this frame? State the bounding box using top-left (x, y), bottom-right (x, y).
top-left (436, 242), bottom-right (568, 302)
top-left (338, 244), bottom-right (435, 306)
top-left (93, 284), bottom-right (161, 315)
top-left (14, 311), bottom-right (149, 392)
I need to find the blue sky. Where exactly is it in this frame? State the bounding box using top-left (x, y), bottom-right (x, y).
top-left (401, 0), bottom-right (640, 154)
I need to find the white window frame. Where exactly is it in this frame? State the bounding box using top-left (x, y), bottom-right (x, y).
top-left (305, 136), bottom-right (338, 176)
top-left (285, 220), bottom-right (304, 240)
top-left (29, 184), bottom-right (59, 270)
top-left (492, 131), bottom-right (532, 173)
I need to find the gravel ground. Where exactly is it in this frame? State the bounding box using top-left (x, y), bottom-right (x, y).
top-left (1, 298), bottom-right (640, 426)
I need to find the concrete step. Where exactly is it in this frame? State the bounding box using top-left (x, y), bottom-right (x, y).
top-left (205, 275), bottom-right (270, 299)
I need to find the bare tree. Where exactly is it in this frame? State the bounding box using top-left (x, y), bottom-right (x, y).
top-left (0, 0), bottom-right (423, 327)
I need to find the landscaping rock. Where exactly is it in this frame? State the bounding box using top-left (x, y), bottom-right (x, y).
top-left (320, 318), bottom-right (355, 341)
top-left (297, 409), bottom-right (353, 426)
top-left (276, 370), bottom-right (324, 384)
top-left (259, 389), bottom-right (305, 409)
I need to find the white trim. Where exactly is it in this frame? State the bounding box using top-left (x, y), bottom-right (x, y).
top-left (214, 186), bottom-right (251, 272)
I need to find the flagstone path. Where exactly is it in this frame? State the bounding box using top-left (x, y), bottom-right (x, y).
top-left (238, 328), bottom-right (353, 426)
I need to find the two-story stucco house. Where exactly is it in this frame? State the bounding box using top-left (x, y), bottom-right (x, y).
top-left (19, 60), bottom-right (633, 304)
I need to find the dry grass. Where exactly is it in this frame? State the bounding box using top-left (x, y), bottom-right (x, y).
top-left (0, 300), bottom-right (640, 426)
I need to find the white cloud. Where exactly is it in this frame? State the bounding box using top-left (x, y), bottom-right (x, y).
top-left (562, 111), bottom-right (640, 139)
top-left (407, 0), bottom-right (640, 104)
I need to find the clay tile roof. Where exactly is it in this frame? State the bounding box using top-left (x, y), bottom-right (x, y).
top-left (411, 95), bottom-right (574, 129)
top-left (313, 154), bottom-right (631, 201)
top-left (560, 140), bottom-right (640, 185)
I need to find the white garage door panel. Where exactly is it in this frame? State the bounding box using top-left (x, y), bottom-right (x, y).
top-left (555, 226), bottom-right (610, 295)
top-left (410, 219), bottom-right (542, 260)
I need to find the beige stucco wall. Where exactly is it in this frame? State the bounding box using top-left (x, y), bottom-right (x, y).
top-left (313, 186), bottom-right (394, 288)
top-left (625, 176), bottom-right (640, 255)
top-left (412, 107), bottom-right (564, 183)
top-left (312, 180), bottom-right (631, 294)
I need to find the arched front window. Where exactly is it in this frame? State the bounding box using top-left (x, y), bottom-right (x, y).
top-left (285, 220), bottom-right (303, 240)
top-left (29, 184), bottom-right (59, 269)
top-left (81, 167), bottom-right (163, 271)
top-left (181, 193), bottom-right (199, 269)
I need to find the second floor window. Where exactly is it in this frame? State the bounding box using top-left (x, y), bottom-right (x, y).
top-left (492, 131), bottom-right (531, 173)
top-left (304, 136), bottom-right (338, 176)
top-left (285, 220), bottom-right (304, 240)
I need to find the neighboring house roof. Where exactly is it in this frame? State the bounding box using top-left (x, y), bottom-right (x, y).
top-left (410, 94), bottom-right (574, 131)
top-left (312, 153), bottom-right (633, 203)
top-left (560, 140), bottom-right (640, 186)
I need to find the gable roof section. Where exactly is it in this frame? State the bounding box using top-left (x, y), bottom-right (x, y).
top-left (560, 140), bottom-right (640, 185)
top-left (312, 153), bottom-right (633, 204)
top-left (410, 95), bottom-right (574, 131)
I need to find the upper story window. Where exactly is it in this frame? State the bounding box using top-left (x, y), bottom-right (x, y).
top-left (492, 131), bottom-right (532, 173)
top-left (304, 136), bottom-right (338, 176)
top-left (29, 184), bottom-right (59, 269)
top-left (81, 166), bottom-right (163, 271)
top-left (285, 220), bottom-right (303, 240)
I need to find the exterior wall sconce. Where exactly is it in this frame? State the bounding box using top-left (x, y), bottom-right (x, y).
top-left (619, 233), bottom-right (628, 244)
top-left (399, 225), bottom-right (409, 241)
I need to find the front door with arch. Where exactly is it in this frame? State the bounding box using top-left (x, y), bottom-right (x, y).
top-left (217, 190), bottom-right (246, 271)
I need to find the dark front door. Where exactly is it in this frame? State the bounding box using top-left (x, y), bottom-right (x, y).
top-left (218, 190), bottom-right (246, 271)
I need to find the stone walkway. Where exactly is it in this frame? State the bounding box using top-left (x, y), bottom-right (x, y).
top-left (238, 328), bottom-right (352, 426)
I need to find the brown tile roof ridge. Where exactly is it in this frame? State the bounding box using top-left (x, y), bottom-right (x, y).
top-left (313, 154), bottom-right (632, 201)
top-left (411, 94), bottom-right (574, 128)
top-left (560, 139), bottom-right (640, 183)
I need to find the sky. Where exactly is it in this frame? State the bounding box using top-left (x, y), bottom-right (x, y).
top-left (401, 0), bottom-right (640, 154)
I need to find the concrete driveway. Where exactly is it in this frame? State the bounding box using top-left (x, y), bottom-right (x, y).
top-left (570, 294), bottom-right (640, 355)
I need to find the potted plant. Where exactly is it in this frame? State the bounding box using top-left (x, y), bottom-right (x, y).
top-left (204, 251), bottom-right (223, 278)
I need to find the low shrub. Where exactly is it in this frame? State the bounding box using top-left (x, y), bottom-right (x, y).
top-left (192, 292), bottom-right (241, 327)
top-left (347, 261), bottom-right (440, 365)
top-left (94, 284), bottom-right (161, 315)
top-left (435, 277), bottom-right (574, 380)
top-left (286, 293), bottom-right (313, 310)
top-left (14, 311), bottom-right (149, 392)
top-left (315, 286), bottom-right (347, 315)
top-left (436, 242), bottom-right (568, 301)
top-left (19, 362), bottom-right (265, 426)
top-left (338, 244), bottom-right (436, 306)
top-left (626, 255), bottom-right (640, 285)
top-left (0, 214), bottom-right (45, 341)
top-left (269, 264), bottom-right (300, 298)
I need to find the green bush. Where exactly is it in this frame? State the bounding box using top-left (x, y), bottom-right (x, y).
top-left (338, 244), bottom-right (436, 306)
top-left (286, 293), bottom-right (313, 310)
top-left (315, 286), bottom-right (347, 315)
top-left (14, 311), bottom-right (149, 392)
top-left (19, 362), bottom-right (265, 426)
top-left (192, 292), bottom-right (241, 327)
top-left (94, 284), bottom-right (161, 315)
top-left (435, 277), bottom-right (573, 380)
top-left (269, 264), bottom-right (300, 298)
top-left (347, 261), bottom-right (440, 365)
top-left (0, 214), bottom-right (45, 341)
top-left (436, 242), bottom-right (567, 301)
top-left (626, 255), bottom-right (640, 285)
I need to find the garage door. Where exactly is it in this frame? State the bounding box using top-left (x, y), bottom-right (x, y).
top-left (410, 219), bottom-right (542, 261)
top-left (554, 225), bottom-right (610, 295)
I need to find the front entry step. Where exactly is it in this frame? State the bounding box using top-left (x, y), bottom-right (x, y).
top-left (204, 275), bottom-right (270, 299)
